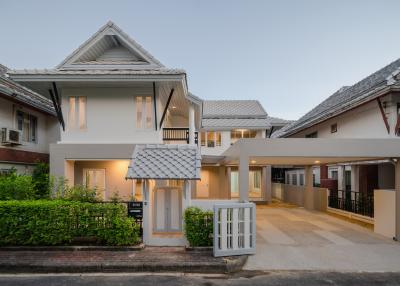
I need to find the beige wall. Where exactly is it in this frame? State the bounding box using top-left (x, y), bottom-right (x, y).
top-left (374, 189), bottom-right (396, 238)
top-left (194, 166), bottom-right (229, 199)
top-left (74, 160), bottom-right (134, 200)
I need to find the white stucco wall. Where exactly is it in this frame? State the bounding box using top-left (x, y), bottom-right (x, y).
top-left (0, 97), bottom-right (58, 154)
top-left (60, 86), bottom-right (163, 143)
top-left (292, 95), bottom-right (398, 139)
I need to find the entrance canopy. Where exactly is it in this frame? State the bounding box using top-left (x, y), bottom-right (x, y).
top-left (126, 144), bottom-right (201, 180)
top-left (222, 138), bottom-right (400, 165)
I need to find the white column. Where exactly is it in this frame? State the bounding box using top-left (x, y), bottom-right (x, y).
top-left (304, 165), bottom-right (314, 210)
top-left (142, 180), bottom-right (150, 245)
top-left (351, 165), bottom-right (359, 192)
top-left (183, 180), bottom-right (192, 208)
top-left (189, 103), bottom-right (195, 145)
top-left (227, 167), bottom-right (232, 199)
top-left (337, 165), bottom-right (345, 191)
top-left (263, 166), bottom-right (272, 203)
top-left (239, 154), bottom-right (249, 202)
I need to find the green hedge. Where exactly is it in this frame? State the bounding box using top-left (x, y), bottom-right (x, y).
top-left (0, 174), bottom-right (35, 200)
top-left (0, 200), bottom-right (140, 246)
top-left (184, 207), bottom-right (213, 247)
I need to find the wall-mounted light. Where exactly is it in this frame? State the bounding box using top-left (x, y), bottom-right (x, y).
top-left (251, 160), bottom-right (257, 164)
top-left (314, 160), bottom-right (320, 164)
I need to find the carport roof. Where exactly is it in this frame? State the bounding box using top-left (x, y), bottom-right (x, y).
top-left (222, 138), bottom-right (400, 165)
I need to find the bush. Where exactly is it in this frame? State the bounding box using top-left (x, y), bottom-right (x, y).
top-left (184, 207), bottom-right (213, 247)
top-left (32, 162), bottom-right (51, 199)
top-left (61, 185), bottom-right (99, 202)
top-left (0, 173), bottom-right (35, 200)
top-left (0, 200), bottom-right (140, 246)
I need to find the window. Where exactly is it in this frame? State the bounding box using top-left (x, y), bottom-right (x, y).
top-left (331, 123), bottom-right (337, 133)
top-left (16, 110), bottom-right (37, 143)
top-left (231, 129), bottom-right (257, 144)
top-left (286, 173), bottom-right (290, 184)
top-left (331, 170), bottom-right (338, 180)
top-left (136, 96), bottom-right (153, 129)
top-left (291, 174), bottom-right (297, 185)
top-left (305, 131), bottom-right (318, 138)
top-left (201, 131), bottom-right (222, 147)
top-left (68, 96), bottom-right (86, 130)
top-left (299, 173), bottom-right (304, 186)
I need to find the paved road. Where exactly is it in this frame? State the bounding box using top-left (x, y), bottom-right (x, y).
top-left (247, 205), bottom-right (400, 271)
top-left (1, 272), bottom-right (400, 286)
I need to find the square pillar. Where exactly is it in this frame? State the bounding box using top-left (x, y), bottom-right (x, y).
top-left (395, 160), bottom-right (400, 240)
top-left (351, 165), bottom-right (359, 192)
top-left (263, 166), bottom-right (272, 203)
top-left (337, 165), bottom-right (345, 191)
top-left (304, 165), bottom-right (314, 210)
top-left (188, 103), bottom-right (195, 145)
top-left (227, 167), bottom-right (232, 199)
top-left (239, 155), bottom-right (249, 202)
top-left (142, 180), bottom-right (150, 244)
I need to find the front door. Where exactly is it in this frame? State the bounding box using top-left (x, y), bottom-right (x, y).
top-left (153, 187), bottom-right (182, 233)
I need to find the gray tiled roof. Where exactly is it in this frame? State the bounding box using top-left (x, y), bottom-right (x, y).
top-left (202, 118), bottom-right (271, 129)
top-left (126, 144), bottom-right (201, 180)
top-left (8, 68), bottom-right (185, 76)
top-left (0, 73), bottom-right (56, 115)
top-left (266, 116), bottom-right (294, 126)
top-left (277, 58), bottom-right (400, 137)
top-left (202, 100), bottom-right (267, 118)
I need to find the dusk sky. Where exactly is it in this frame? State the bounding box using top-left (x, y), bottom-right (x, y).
top-left (1, 0), bottom-right (400, 120)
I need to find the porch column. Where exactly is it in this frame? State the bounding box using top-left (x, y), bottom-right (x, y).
top-left (227, 167), bottom-right (232, 199)
top-left (304, 165), bottom-right (314, 210)
top-left (263, 166), bottom-right (272, 203)
top-left (337, 165), bottom-right (345, 191)
top-left (189, 103), bottom-right (195, 145)
top-left (142, 180), bottom-right (150, 244)
top-left (395, 160), bottom-right (400, 240)
top-left (239, 154), bottom-right (249, 202)
top-left (351, 165), bottom-right (359, 192)
top-left (183, 180), bottom-right (192, 209)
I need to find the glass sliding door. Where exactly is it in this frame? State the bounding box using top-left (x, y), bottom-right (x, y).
top-left (230, 168), bottom-right (262, 200)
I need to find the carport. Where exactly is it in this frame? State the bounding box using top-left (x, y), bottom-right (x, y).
top-left (222, 138), bottom-right (400, 239)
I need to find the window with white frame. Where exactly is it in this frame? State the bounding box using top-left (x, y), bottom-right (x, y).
top-left (16, 110), bottom-right (37, 143)
top-left (200, 131), bottom-right (222, 147)
top-left (136, 96), bottom-right (153, 129)
top-left (291, 173), bottom-right (297, 185)
top-left (68, 96), bottom-right (86, 130)
top-left (299, 173), bottom-right (304, 186)
top-left (231, 129), bottom-right (257, 144)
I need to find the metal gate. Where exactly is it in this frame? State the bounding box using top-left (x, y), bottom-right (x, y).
top-left (213, 202), bottom-right (256, 257)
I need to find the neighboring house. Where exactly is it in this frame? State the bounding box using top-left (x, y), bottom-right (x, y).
top-left (0, 64), bottom-right (59, 174)
top-left (273, 58), bottom-right (400, 198)
top-left (197, 100), bottom-right (288, 201)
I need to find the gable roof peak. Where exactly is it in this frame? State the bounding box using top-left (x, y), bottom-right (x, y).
top-left (57, 21), bottom-right (164, 70)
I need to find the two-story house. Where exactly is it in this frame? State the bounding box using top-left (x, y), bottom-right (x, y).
top-left (0, 64), bottom-right (59, 174)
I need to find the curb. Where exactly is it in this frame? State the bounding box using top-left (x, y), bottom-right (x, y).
top-left (0, 244), bottom-right (145, 252)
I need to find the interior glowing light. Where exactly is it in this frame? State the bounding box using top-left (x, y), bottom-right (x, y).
top-left (251, 160), bottom-right (257, 164)
top-left (315, 160), bottom-right (320, 164)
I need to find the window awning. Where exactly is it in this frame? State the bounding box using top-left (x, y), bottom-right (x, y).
top-left (126, 144), bottom-right (201, 180)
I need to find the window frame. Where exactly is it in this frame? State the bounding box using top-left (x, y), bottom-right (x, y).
top-left (16, 110), bottom-right (38, 143)
top-left (201, 131), bottom-right (222, 148)
top-left (330, 123), bottom-right (337, 133)
top-left (135, 95), bottom-right (153, 130)
top-left (68, 96), bottom-right (87, 131)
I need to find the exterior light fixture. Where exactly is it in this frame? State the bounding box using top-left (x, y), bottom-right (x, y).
top-left (251, 160), bottom-right (256, 164)
top-left (314, 160), bottom-right (320, 164)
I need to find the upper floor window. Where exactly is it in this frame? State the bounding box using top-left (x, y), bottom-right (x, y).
top-left (305, 131), bottom-right (318, 138)
top-left (330, 123), bottom-right (337, 133)
top-left (136, 96), bottom-right (153, 129)
top-left (231, 129), bottom-right (257, 144)
top-left (200, 131), bottom-right (222, 147)
top-left (16, 110), bottom-right (37, 143)
top-left (68, 96), bottom-right (86, 130)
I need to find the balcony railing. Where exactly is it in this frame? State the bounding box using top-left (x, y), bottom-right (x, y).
top-left (328, 190), bottom-right (374, 218)
top-left (162, 128), bottom-right (198, 145)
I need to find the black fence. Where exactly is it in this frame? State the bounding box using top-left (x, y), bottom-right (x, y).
top-left (328, 190), bottom-right (374, 218)
top-left (162, 128), bottom-right (198, 145)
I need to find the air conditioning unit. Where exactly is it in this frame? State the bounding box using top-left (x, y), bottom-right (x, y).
top-left (1, 128), bottom-right (22, 146)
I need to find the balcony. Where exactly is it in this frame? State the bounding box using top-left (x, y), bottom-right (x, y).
top-left (162, 128), bottom-right (198, 145)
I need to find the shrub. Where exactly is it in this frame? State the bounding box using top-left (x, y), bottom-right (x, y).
top-left (184, 207), bottom-right (213, 247)
top-left (62, 185), bottom-right (99, 202)
top-left (32, 162), bottom-right (51, 199)
top-left (0, 200), bottom-right (140, 246)
top-left (0, 173), bottom-right (35, 200)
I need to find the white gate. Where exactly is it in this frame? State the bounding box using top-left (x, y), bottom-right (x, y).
top-left (213, 202), bottom-right (256, 257)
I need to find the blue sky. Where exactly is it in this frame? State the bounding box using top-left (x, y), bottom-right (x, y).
top-left (1, 0), bottom-right (400, 120)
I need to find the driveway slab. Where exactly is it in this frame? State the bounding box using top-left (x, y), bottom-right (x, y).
top-left (245, 205), bottom-right (400, 272)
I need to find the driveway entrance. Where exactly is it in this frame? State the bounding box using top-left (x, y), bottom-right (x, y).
top-left (245, 203), bottom-right (400, 272)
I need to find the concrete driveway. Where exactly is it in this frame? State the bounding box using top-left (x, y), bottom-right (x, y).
top-left (245, 204), bottom-right (400, 272)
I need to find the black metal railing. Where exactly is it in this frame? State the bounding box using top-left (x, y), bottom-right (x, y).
top-left (162, 127), bottom-right (198, 145)
top-left (328, 190), bottom-right (374, 218)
